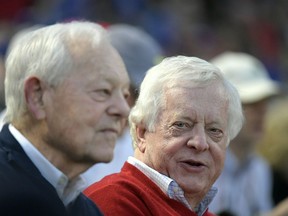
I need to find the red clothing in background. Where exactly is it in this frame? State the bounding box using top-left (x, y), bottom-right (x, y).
top-left (0, 0), bottom-right (33, 21)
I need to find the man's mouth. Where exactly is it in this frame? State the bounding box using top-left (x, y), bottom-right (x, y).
top-left (181, 159), bottom-right (206, 169)
top-left (185, 161), bottom-right (204, 166)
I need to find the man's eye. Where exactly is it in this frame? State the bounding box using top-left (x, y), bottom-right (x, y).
top-left (91, 89), bottom-right (111, 101)
top-left (210, 128), bottom-right (221, 133)
top-left (101, 89), bottom-right (111, 95)
top-left (100, 89), bottom-right (113, 97)
top-left (174, 122), bottom-right (187, 128)
top-left (208, 127), bottom-right (223, 139)
top-left (123, 91), bottom-right (130, 100)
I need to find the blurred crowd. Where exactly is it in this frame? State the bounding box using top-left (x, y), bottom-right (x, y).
top-left (1, 0), bottom-right (288, 85)
top-left (1, 1), bottom-right (288, 216)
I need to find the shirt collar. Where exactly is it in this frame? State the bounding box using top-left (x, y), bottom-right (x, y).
top-left (127, 156), bottom-right (217, 216)
top-left (9, 124), bottom-right (86, 206)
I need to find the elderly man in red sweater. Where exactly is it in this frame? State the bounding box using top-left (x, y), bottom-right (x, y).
top-left (85, 56), bottom-right (244, 216)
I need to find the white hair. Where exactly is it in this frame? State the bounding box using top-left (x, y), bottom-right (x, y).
top-left (4, 21), bottom-right (109, 122)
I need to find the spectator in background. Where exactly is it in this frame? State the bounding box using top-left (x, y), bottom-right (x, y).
top-left (209, 52), bottom-right (279, 216)
top-left (257, 97), bottom-right (288, 206)
top-left (0, 21), bottom-right (130, 215)
top-left (82, 23), bottom-right (163, 186)
top-left (85, 56), bottom-right (244, 216)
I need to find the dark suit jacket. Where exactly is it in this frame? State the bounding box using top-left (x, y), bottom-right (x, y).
top-left (0, 124), bottom-right (103, 216)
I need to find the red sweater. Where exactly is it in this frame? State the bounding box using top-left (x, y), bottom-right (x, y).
top-left (84, 162), bottom-right (216, 216)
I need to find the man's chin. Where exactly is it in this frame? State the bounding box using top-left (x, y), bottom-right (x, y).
top-left (82, 152), bottom-right (114, 165)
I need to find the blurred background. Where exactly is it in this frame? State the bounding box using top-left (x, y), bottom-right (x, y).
top-left (1, 0), bottom-right (288, 88)
top-left (2, 2), bottom-right (288, 215)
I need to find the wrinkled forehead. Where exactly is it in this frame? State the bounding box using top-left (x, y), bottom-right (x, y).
top-left (162, 82), bottom-right (229, 118)
top-left (66, 38), bottom-right (129, 85)
top-left (158, 85), bottom-right (229, 131)
top-left (166, 81), bottom-right (227, 100)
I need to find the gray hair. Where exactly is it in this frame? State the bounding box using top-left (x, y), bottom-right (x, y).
top-left (4, 21), bottom-right (109, 122)
top-left (129, 56), bottom-right (244, 148)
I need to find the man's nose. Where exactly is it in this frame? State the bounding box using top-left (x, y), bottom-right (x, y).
top-left (186, 126), bottom-right (209, 151)
top-left (108, 94), bottom-right (131, 118)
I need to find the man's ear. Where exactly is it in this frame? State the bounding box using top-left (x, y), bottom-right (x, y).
top-left (24, 77), bottom-right (46, 119)
top-left (136, 125), bottom-right (147, 153)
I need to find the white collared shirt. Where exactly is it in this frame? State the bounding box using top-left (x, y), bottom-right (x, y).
top-left (9, 124), bottom-right (86, 206)
top-left (127, 156), bottom-right (217, 216)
